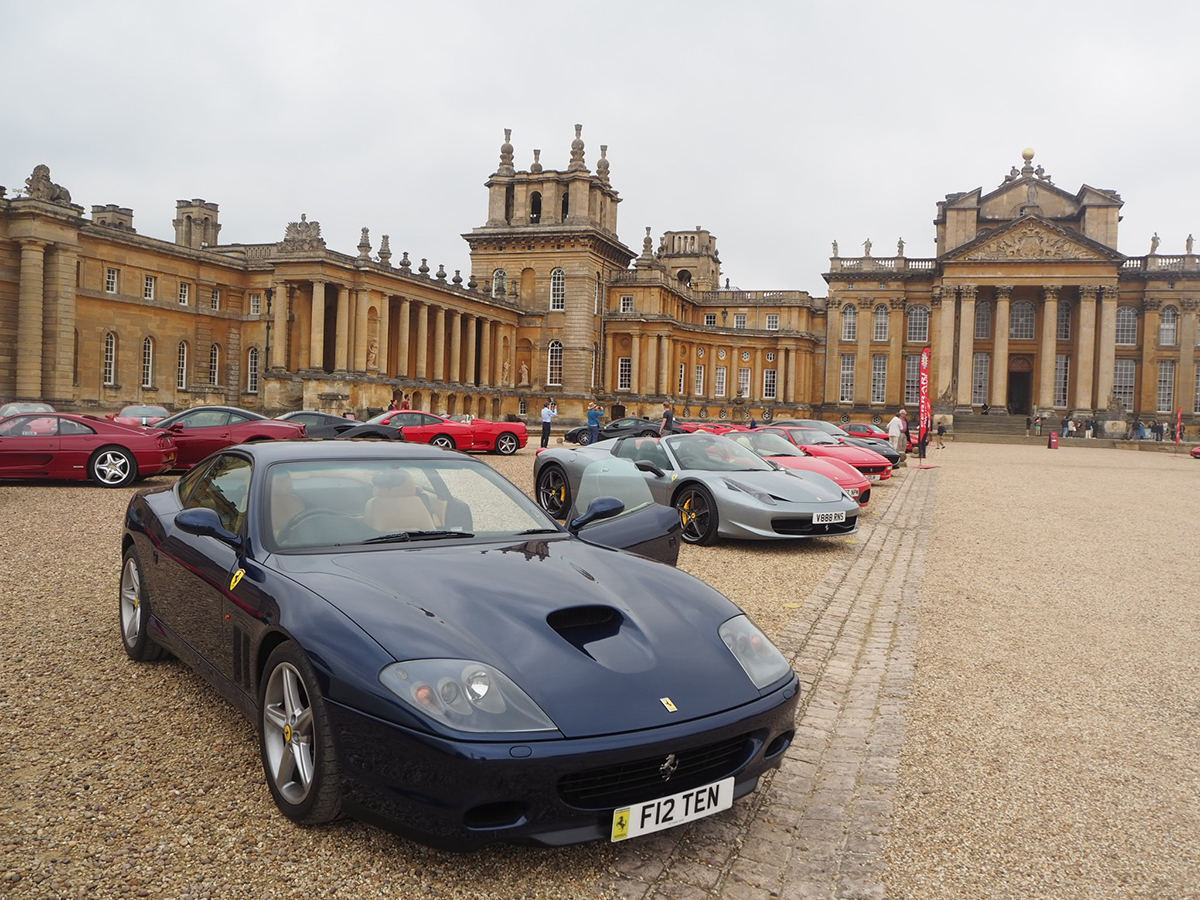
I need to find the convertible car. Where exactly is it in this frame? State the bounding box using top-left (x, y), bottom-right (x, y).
top-left (535, 432), bottom-right (860, 544)
top-left (726, 430), bottom-right (872, 505)
top-left (365, 410), bottom-right (526, 454)
top-left (156, 406), bottom-right (306, 468)
top-left (753, 427), bottom-right (893, 482)
top-left (0, 412), bottom-right (176, 486)
top-left (774, 419), bottom-right (902, 467)
top-left (118, 441), bottom-right (797, 849)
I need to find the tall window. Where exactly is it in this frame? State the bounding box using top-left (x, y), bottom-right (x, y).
top-left (178, 283), bottom-right (190, 305)
top-left (738, 367), bottom-right (752, 399)
top-left (105, 268), bottom-right (118, 293)
top-left (715, 366), bottom-right (727, 397)
top-left (871, 355), bottom-right (887, 403)
top-left (620, 295), bottom-right (634, 313)
top-left (734, 313), bottom-right (747, 329)
top-left (177, 342), bottom-right (188, 390)
top-left (210, 288), bottom-right (221, 310)
top-left (1054, 355), bottom-right (1070, 407)
top-left (678, 364), bottom-right (686, 394)
top-left (1157, 360), bottom-right (1176, 412)
top-left (907, 306), bottom-right (929, 343)
top-left (547, 340), bottom-right (562, 385)
top-left (874, 305), bottom-right (889, 341)
top-left (141, 337), bottom-right (154, 387)
top-left (1115, 307), bottom-right (1138, 345)
top-left (1113, 359), bottom-right (1135, 410)
top-left (694, 364), bottom-right (705, 396)
top-left (905, 354), bottom-right (920, 405)
top-left (763, 368), bottom-right (777, 400)
top-left (550, 269), bottom-right (566, 310)
top-left (1159, 306), bottom-right (1178, 345)
top-left (1194, 367), bottom-right (1200, 414)
top-left (839, 354), bottom-right (855, 403)
top-left (618, 357), bottom-right (632, 390)
top-left (492, 269), bottom-right (507, 299)
top-left (208, 344), bottom-right (221, 386)
top-left (1056, 303), bottom-right (1071, 340)
top-left (143, 275), bottom-right (156, 301)
top-left (704, 313), bottom-right (717, 326)
top-left (972, 353), bottom-right (990, 405)
top-left (766, 314), bottom-right (780, 331)
top-left (1010, 301), bottom-right (1035, 339)
top-left (246, 347), bottom-right (260, 393)
top-left (518, 398), bottom-right (528, 417)
top-left (841, 304), bottom-right (857, 341)
top-left (249, 292), bottom-right (262, 315)
top-left (103, 333), bottom-right (117, 386)
top-left (974, 300), bottom-right (992, 339)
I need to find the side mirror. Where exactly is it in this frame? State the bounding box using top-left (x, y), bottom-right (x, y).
top-left (169, 422), bottom-right (185, 432)
top-left (634, 459), bottom-right (665, 477)
top-left (568, 496), bottom-right (625, 534)
top-left (176, 507), bottom-right (242, 547)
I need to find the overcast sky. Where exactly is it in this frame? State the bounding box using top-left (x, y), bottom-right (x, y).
top-left (5, 1), bottom-right (1199, 296)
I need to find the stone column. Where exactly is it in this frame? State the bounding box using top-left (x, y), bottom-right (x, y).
top-left (1139, 299), bottom-right (1160, 413)
top-left (271, 282), bottom-right (289, 370)
top-left (1074, 286), bottom-right (1098, 411)
top-left (479, 319), bottom-right (492, 385)
top-left (824, 300), bottom-right (842, 405)
top-left (991, 286), bottom-right (1012, 409)
top-left (1037, 286), bottom-right (1060, 410)
top-left (956, 285), bottom-right (977, 407)
top-left (397, 298), bottom-right (411, 380)
top-left (43, 244), bottom-right (78, 402)
top-left (659, 337), bottom-right (672, 399)
top-left (376, 294), bottom-right (390, 376)
top-left (854, 300), bottom-right (871, 405)
top-left (416, 302), bottom-right (431, 381)
top-left (432, 306), bottom-right (446, 382)
top-left (354, 290), bottom-right (370, 371)
top-left (888, 299), bottom-right (905, 405)
top-left (334, 286), bottom-right (351, 371)
top-left (464, 314), bottom-right (477, 385)
top-left (16, 241), bottom-right (47, 399)
top-left (309, 280), bottom-right (326, 370)
top-left (1179, 300), bottom-right (1198, 416)
top-left (449, 311), bottom-right (462, 383)
top-left (630, 333), bottom-right (641, 393)
top-left (933, 288), bottom-right (955, 401)
top-left (1096, 285), bottom-right (1118, 408)
top-left (645, 332), bottom-right (659, 396)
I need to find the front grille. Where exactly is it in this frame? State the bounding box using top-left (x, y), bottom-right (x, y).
top-left (772, 515), bottom-right (857, 536)
top-left (858, 465), bottom-right (887, 476)
top-left (558, 734), bottom-right (750, 809)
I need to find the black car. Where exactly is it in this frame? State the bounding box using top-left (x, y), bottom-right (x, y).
top-left (119, 441), bottom-right (798, 850)
top-left (771, 419), bottom-right (902, 467)
top-left (276, 410), bottom-right (360, 439)
top-left (565, 415), bottom-right (685, 445)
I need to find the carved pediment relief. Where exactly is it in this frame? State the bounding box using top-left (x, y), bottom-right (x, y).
top-left (960, 220), bottom-right (1107, 262)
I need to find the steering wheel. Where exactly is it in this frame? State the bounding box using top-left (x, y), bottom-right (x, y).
top-left (277, 508), bottom-right (357, 545)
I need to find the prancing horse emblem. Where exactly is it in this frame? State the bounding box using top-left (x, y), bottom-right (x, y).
top-left (659, 753), bottom-right (679, 781)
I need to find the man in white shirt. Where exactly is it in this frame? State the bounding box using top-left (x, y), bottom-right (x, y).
top-left (540, 399), bottom-right (557, 448)
top-left (887, 409), bottom-right (907, 453)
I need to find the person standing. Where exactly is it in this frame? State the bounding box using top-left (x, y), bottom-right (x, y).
top-left (1035, 415), bottom-right (1042, 436)
top-left (400, 393), bottom-right (411, 410)
top-left (540, 399), bottom-right (557, 448)
top-left (659, 402), bottom-right (675, 436)
top-left (1025, 415), bottom-right (1032, 437)
top-left (887, 409), bottom-right (907, 452)
top-left (936, 420), bottom-right (947, 449)
top-left (586, 401), bottom-right (602, 445)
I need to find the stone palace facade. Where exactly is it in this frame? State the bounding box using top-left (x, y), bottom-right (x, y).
top-left (1, 140), bottom-right (1196, 430)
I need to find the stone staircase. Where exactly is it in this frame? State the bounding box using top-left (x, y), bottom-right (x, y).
top-left (946, 413), bottom-right (1193, 452)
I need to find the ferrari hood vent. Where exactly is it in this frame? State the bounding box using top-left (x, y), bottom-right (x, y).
top-left (547, 605), bottom-right (623, 654)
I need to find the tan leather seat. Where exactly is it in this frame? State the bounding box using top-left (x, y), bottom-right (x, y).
top-left (364, 471), bottom-right (436, 533)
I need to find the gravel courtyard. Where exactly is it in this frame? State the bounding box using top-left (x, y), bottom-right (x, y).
top-left (1, 442), bottom-right (1196, 898)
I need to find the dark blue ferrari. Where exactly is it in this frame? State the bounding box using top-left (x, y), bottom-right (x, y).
top-left (119, 441), bottom-right (799, 850)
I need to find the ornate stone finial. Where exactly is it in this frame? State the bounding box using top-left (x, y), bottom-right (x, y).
top-left (282, 213), bottom-right (325, 251)
top-left (568, 124), bottom-right (586, 171)
top-left (418, 258), bottom-right (430, 276)
top-left (1150, 232), bottom-right (1160, 254)
top-left (642, 226), bottom-right (654, 257)
top-left (452, 269), bottom-right (463, 286)
top-left (357, 227), bottom-right (371, 259)
top-left (399, 251), bottom-right (411, 272)
top-left (435, 264), bottom-right (447, 280)
top-left (498, 128), bottom-right (515, 176)
top-left (597, 145), bottom-right (610, 184)
top-left (467, 273), bottom-right (478, 291)
top-left (530, 149), bottom-right (543, 174)
top-left (378, 234), bottom-right (392, 266)
top-left (1021, 148), bottom-right (1035, 176)
top-left (24, 164), bottom-right (72, 205)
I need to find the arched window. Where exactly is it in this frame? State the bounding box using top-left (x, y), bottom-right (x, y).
top-left (677, 270), bottom-right (692, 287)
top-left (208, 344), bottom-right (221, 386)
top-left (141, 337), bottom-right (154, 387)
top-left (529, 191), bottom-right (542, 225)
top-left (1010, 301), bottom-right (1035, 340)
top-left (974, 300), bottom-right (992, 339)
top-left (907, 306), bottom-right (929, 343)
top-left (246, 347), bottom-right (260, 393)
top-left (841, 304), bottom-right (857, 341)
top-left (1115, 306), bottom-right (1138, 345)
top-left (177, 341), bottom-right (189, 390)
top-left (492, 269), bottom-right (507, 299)
top-left (550, 268), bottom-right (566, 310)
top-left (873, 305), bottom-right (889, 341)
top-left (103, 333), bottom-right (117, 386)
top-left (1159, 305), bottom-right (1178, 345)
top-left (547, 340), bottom-right (563, 386)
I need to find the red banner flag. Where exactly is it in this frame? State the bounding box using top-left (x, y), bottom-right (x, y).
top-left (918, 347), bottom-right (932, 446)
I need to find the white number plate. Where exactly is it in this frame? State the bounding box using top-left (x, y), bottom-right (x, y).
top-left (611, 776), bottom-right (734, 842)
top-left (866, 473), bottom-right (881, 482)
top-left (846, 487), bottom-right (860, 497)
top-left (813, 511), bottom-right (846, 525)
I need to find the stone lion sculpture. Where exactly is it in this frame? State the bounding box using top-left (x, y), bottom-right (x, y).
top-left (25, 165), bottom-right (72, 204)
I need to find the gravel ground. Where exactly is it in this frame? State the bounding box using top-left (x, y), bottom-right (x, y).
top-left (0, 446), bottom-right (862, 899)
top-left (886, 443), bottom-right (1200, 899)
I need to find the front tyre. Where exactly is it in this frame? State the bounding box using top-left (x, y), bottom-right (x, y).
top-left (119, 548), bottom-right (168, 661)
top-left (495, 432), bottom-right (520, 455)
top-left (91, 446), bottom-right (137, 487)
top-left (536, 464), bottom-right (572, 519)
top-left (575, 431), bottom-right (591, 446)
top-left (259, 642), bottom-right (343, 825)
top-left (674, 484), bottom-right (719, 545)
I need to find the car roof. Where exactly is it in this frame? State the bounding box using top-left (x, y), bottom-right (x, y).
top-left (170, 405), bottom-right (264, 417)
top-left (223, 439), bottom-right (467, 465)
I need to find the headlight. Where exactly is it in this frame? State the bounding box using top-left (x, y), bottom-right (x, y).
top-left (379, 660), bottom-right (558, 733)
top-left (719, 616), bottom-right (792, 689)
top-left (722, 478), bottom-right (776, 506)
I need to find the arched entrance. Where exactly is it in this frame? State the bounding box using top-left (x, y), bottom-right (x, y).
top-left (1008, 356), bottom-right (1034, 415)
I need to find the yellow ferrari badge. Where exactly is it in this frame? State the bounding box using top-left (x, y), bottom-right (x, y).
top-left (611, 808), bottom-right (630, 841)
top-left (229, 568), bottom-right (245, 591)
top-left (660, 697), bottom-right (678, 712)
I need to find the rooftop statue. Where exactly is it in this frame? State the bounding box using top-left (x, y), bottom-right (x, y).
top-left (25, 164), bottom-right (72, 205)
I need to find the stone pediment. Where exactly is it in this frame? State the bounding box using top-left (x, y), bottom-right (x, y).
top-left (949, 217), bottom-right (1120, 262)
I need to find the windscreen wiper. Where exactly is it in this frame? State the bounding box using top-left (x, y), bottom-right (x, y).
top-left (362, 530), bottom-right (475, 544)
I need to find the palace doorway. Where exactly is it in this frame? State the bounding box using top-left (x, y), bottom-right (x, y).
top-left (1007, 356), bottom-right (1034, 415)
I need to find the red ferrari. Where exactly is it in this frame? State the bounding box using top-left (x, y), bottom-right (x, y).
top-left (0, 412), bottom-right (176, 487)
top-left (756, 426), bottom-right (892, 482)
top-left (364, 410), bottom-right (527, 454)
top-left (155, 406), bottom-right (306, 469)
top-left (845, 421), bottom-right (915, 451)
top-left (727, 430), bottom-right (873, 505)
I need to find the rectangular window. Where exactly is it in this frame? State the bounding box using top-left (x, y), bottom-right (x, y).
top-left (105, 268), bottom-right (118, 293)
top-left (704, 313), bottom-right (717, 327)
top-left (715, 366), bottom-right (727, 397)
top-left (763, 368), bottom-right (777, 400)
top-left (1057, 303), bottom-right (1071, 341)
top-left (695, 364), bottom-right (705, 396)
top-left (1157, 359), bottom-right (1175, 412)
top-left (178, 283), bottom-right (190, 305)
top-left (874, 308), bottom-right (889, 342)
top-left (678, 363), bottom-right (686, 395)
top-left (871, 354), bottom-right (887, 404)
top-left (766, 314), bottom-right (779, 331)
top-left (210, 288), bottom-right (221, 310)
top-left (1054, 354), bottom-right (1070, 407)
top-left (734, 313), bottom-right (747, 329)
top-left (103, 337), bottom-right (116, 386)
top-left (738, 367), bottom-right (752, 399)
top-left (246, 348), bottom-right (260, 394)
top-left (249, 292), bottom-right (262, 316)
top-left (141, 341), bottom-right (153, 387)
top-left (1113, 359), bottom-right (1135, 411)
top-left (618, 357), bottom-right (632, 390)
top-left (620, 295), bottom-right (634, 313)
top-left (143, 275), bottom-right (156, 301)
top-left (905, 354), bottom-right (920, 406)
top-left (839, 355), bottom-right (855, 403)
top-left (972, 353), bottom-right (991, 406)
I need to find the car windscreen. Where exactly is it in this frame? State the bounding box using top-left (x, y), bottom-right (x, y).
top-left (730, 432), bottom-right (802, 457)
top-left (120, 405), bottom-right (168, 418)
top-left (790, 429), bottom-right (838, 445)
top-left (662, 434), bottom-right (774, 472)
top-left (265, 457), bottom-right (556, 551)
